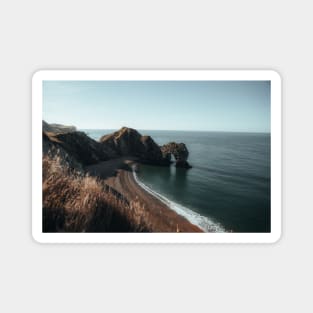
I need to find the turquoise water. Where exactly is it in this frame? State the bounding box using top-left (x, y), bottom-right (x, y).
top-left (83, 129), bottom-right (271, 233)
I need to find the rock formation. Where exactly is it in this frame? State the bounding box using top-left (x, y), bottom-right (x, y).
top-left (100, 127), bottom-right (143, 156)
top-left (100, 127), bottom-right (170, 165)
top-left (43, 123), bottom-right (192, 169)
top-left (43, 131), bottom-right (118, 167)
top-left (161, 142), bottom-right (192, 168)
top-left (140, 135), bottom-right (167, 164)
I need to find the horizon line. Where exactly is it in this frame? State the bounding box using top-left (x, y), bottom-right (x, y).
top-left (79, 127), bottom-right (270, 134)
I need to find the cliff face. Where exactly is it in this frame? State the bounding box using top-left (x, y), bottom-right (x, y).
top-left (140, 135), bottom-right (165, 164)
top-left (43, 132), bottom-right (83, 171)
top-left (100, 127), bottom-right (142, 156)
top-left (43, 131), bottom-right (118, 167)
top-left (100, 127), bottom-right (170, 165)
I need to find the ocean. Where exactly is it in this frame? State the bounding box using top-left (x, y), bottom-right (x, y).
top-left (82, 129), bottom-right (271, 233)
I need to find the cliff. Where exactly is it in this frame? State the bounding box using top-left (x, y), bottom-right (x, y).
top-left (99, 127), bottom-right (170, 165)
top-left (43, 120), bottom-right (77, 134)
top-left (43, 123), bottom-right (192, 168)
top-left (43, 131), bottom-right (118, 167)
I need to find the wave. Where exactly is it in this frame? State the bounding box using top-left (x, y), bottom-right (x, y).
top-left (132, 166), bottom-right (226, 233)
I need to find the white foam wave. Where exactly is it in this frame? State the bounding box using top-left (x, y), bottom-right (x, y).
top-left (132, 166), bottom-right (226, 233)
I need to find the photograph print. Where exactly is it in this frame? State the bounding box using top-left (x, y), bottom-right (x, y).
top-left (33, 70), bottom-right (281, 243)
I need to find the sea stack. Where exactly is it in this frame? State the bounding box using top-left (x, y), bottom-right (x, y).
top-left (161, 142), bottom-right (192, 169)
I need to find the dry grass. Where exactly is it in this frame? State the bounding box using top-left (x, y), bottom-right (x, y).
top-left (43, 154), bottom-right (151, 232)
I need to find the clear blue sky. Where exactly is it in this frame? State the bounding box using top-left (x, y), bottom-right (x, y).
top-left (43, 80), bottom-right (270, 132)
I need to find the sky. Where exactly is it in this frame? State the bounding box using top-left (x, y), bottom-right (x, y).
top-left (43, 80), bottom-right (270, 132)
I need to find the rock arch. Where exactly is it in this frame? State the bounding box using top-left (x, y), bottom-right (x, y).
top-left (161, 142), bottom-right (192, 168)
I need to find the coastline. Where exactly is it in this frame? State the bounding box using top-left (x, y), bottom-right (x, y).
top-left (86, 158), bottom-right (203, 232)
top-left (132, 167), bottom-right (226, 233)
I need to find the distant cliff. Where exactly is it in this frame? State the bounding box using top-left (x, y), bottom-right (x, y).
top-left (43, 120), bottom-right (77, 134)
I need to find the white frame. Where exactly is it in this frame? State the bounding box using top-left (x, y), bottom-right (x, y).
top-left (32, 70), bottom-right (282, 243)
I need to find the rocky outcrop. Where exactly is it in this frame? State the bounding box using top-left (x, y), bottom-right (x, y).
top-left (43, 123), bottom-right (192, 169)
top-left (100, 127), bottom-right (170, 165)
top-left (161, 142), bottom-right (192, 168)
top-left (43, 120), bottom-right (77, 134)
top-left (100, 127), bottom-right (143, 156)
top-left (140, 135), bottom-right (166, 164)
top-left (100, 127), bottom-right (191, 167)
top-left (43, 131), bottom-right (118, 167)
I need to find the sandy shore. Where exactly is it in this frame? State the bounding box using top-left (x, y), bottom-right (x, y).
top-left (86, 157), bottom-right (203, 232)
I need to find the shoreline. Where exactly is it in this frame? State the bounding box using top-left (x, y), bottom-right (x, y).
top-left (86, 158), bottom-right (203, 232)
top-left (132, 167), bottom-right (225, 233)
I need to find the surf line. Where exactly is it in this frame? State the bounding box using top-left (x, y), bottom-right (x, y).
top-left (131, 165), bottom-right (226, 233)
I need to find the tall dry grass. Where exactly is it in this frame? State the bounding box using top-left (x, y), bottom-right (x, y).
top-left (43, 154), bottom-right (151, 232)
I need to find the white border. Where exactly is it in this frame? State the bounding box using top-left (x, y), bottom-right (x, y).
top-left (32, 70), bottom-right (282, 243)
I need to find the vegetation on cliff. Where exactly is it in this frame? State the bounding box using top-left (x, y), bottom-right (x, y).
top-left (43, 154), bottom-right (152, 232)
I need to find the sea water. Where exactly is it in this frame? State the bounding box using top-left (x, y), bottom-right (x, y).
top-left (83, 129), bottom-right (271, 233)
